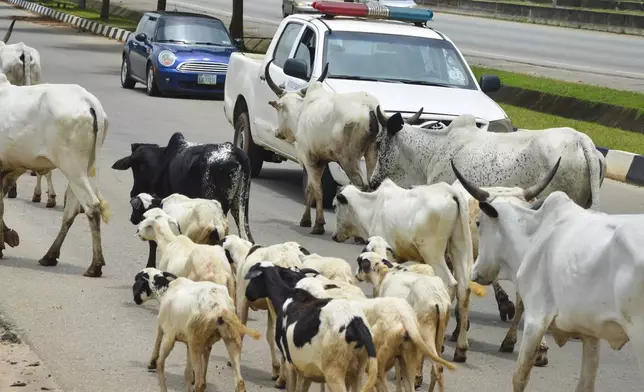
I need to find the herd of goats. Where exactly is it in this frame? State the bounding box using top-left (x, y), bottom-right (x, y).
top-left (2, 16), bottom-right (644, 392)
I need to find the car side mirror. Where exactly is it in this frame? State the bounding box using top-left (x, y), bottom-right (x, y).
top-left (479, 74), bottom-right (501, 94)
top-left (135, 32), bottom-right (147, 42)
top-left (283, 58), bottom-right (309, 81)
top-left (233, 38), bottom-right (244, 49)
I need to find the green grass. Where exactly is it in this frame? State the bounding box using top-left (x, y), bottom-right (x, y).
top-left (33, 0), bottom-right (138, 31)
top-left (502, 104), bottom-right (644, 154)
top-left (471, 66), bottom-right (644, 114)
top-left (478, 0), bottom-right (644, 15)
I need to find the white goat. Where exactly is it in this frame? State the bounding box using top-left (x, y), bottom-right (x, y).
top-left (132, 268), bottom-right (261, 392)
top-left (299, 252), bottom-right (356, 284)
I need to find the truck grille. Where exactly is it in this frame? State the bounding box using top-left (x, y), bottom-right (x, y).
top-left (176, 62), bottom-right (228, 74)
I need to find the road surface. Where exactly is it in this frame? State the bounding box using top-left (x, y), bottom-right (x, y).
top-left (119, 0), bottom-right (644, 92)
top-left (0, 3), bottom-right (643, 392)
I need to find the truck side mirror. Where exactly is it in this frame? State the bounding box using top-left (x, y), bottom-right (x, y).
top-left (479, 74), bottom-right (501, 94)
top-left (283, 58), bottom-right (309, 81)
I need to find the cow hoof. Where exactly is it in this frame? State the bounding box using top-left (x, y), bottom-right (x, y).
top-left (7, 187), bottom-right (17, 198)
top-left (453, 347), bottom-right (467, 363)
top-left (274, 376), bottom-right (286, 389)
top-left (353, 236), bottom-right (366, 244)
top-left (271, 364), bottom-right (280, 380)
top-left (414, 374), bottom-right (423, 389)
top-left (310, 225), bottom-right (325, 235)
top-left (534, 348), bottom-right (548, 367)
top-left (147, 360), bottom-right (157, 371)
top-left (38, 255), bottom-right (59, 267)
top-left (498, 299), bottom-right (516, 322)
top-left (299, 217), bottom-right (312, 228)
top-left (3, 229), bottom-right (19, 248)
top-left (46, 199), bottom-right (57, 208)
top-left (499, 339), bottom-right (515, 353)
top-left (227, 360), bottom-right (232, 367)
top-left (32, 194), bottom-right (41, 203)
top-left (83, 265), bottom-right (103, 278)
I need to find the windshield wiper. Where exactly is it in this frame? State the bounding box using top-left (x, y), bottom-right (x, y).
top-left (390, 79), bottom-right (454, 88)
top-left (328, 75), bottom-right (382, 82)
top-left (193, 41), bottom-right (225, 46)
top-left (157, 39), bottom-right (187, 44)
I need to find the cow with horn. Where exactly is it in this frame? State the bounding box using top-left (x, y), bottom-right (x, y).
top-left (264, 58), bottom-right (391, 235)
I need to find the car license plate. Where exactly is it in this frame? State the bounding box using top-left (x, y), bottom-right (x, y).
top-left (197, 74), bottom-right (218, 85)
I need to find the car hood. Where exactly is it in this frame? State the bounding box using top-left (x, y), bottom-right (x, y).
top-left (155, 43), bottom-right (235, 61)
top-left (324, 79), bottom-right (506, 121)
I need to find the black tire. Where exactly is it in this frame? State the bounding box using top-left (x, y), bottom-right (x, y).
top-left (234, 111), bottom-right (264, 177)
top-left (120, 56), bottom-right (136, 89)
top-left (302, 164), bottom-right (338, 210)
top-left (146, 62), bottom-right (160, 97)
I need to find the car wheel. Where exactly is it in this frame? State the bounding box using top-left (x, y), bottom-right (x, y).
top-left (234, 111), bottom-right (264, 177)
top-left (121, 57), bottom-right (136, 89)
top-left (302, 164), bottom-right (338, 210)
top-left (146, 63), bottom-right (161, 97)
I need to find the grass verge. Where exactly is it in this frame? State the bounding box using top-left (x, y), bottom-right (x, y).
top-left (32, 0), bottom-right (138, 31)
top-left (502, 104), bottom-right (644, 154)
top-left (471, 66), bottom-right (644, 114)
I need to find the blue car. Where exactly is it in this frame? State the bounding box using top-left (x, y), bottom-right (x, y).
top-left (120, 11), bottom-right (243, 97)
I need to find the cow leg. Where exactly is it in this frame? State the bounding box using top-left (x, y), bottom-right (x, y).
top-left (303, 162), bottom-right (326, 235)
top-left (0, 176), bottom-right (20, 251)
top-left (512, 313), bottom-right (555, 392)
top-left (6, 182), bottom-right (16, 199)
top-left (299, 166), bottom-right (313, 228)
top-left (493, 280), bottom-right (516, 321)
top-left (146, 240), bottom-right (158, 268)
top-left (363, 141), bottom-right (377, 183)
top-left (0, 179), bottom-right (5, 259)
top-left (445, 241), bottom-right (472, 363)
top-left (38, 186), bottom-right (80, 268)
top-left (32, 173), bottom-right (42, 203)
top-left (45, 171), bottom-right (57, 208)
top-left (574, 336), bottom-right (600, 392)
top-left (500, 295), bottom-right (549, 367)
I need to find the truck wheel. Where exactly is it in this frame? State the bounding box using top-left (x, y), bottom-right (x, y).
top-left (234, 112), bottom-right (264, 177)
top-left (302, 164), bottom-right (338, 210)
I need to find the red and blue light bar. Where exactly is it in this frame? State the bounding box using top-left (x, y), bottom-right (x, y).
top-left (311, 1), bottom-right (434, 24)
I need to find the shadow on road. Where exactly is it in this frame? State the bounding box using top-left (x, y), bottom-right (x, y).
top-left (49, 42), bottom-right (123, 54)
top-left (0, 256), bottom-right (89, 276)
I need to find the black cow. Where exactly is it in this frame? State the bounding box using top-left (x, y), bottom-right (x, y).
top-left (112, 132), bottom-right (255, 258)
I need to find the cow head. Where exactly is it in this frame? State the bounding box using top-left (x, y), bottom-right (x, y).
top-left (132, 267), bottom-right (178, 305)
top-left (265, 59), bottom-right (329, 142)
top-left (451, 156), bottom-right (561, 286)
top-left (331, 185), bottom-right (367, 243)
top-left (368, 106), bottom-right (423, 190)
top-left (111, 143), bottom-right (165, 198)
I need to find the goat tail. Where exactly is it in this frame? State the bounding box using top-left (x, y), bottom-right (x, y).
top-left (407, 309), bottom-right (456, 372)
top-left (219, 307), bottom-right (261, 341)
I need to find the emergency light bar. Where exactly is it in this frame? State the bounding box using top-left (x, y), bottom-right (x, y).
top-left (311, 1), bottom-right (434, 24)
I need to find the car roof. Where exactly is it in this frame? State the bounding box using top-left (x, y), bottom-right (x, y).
top-left (144, 10), bottom-right (224, 22)
top-left (293, 14), bottom-right (446, 41)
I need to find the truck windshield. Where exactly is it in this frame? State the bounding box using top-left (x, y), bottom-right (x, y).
top-left (322, 31), bottom-right (476, 90)
top-left (155, 17), bottom-right (232, 46)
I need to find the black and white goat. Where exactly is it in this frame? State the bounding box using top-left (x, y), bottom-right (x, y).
top-left (244, 262), bottom-right (379, 392)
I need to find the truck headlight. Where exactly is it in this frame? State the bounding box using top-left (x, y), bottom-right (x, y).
top-left (158, 50), bottom-right (177, 67)
top-left (486, 117), bottom-right (514, 133)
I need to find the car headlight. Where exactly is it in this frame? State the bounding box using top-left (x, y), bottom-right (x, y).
top-left (486, 117), bottom-right (514, 133)
top-left (158, 50), bottom-right (176, 67)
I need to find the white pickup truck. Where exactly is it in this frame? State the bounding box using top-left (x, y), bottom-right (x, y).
top-left (223, 4), bottom-right (512, 207)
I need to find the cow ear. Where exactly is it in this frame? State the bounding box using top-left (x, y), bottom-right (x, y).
top-left (386, 113), bottom-right (404, 136)
top-left (131, 143), bottom-right (144, 153)
top-left (298, 246), bottom-right (310, 256)
top-left (268, 101), bottom-right (281, 110)
top-left (336, 194), bottom-right (348, 205)
top-left (479, 202), bottom-right (499, 218)
top-left (112, 155), bottom-right (133, 170)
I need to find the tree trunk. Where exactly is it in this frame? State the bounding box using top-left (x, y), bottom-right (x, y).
top-left (78, 0), bottom-right (86, 10)
top-left (230, 0), bottom-right (243, 40)
top-left (157, 0), bottom-right (166, 11)
top-left (100, 0), bottom-right (110, 21)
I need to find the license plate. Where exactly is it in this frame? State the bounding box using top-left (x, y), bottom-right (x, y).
top-left (197, 74), bottom-right (218, 85)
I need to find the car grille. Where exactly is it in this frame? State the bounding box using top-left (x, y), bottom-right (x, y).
top-left (176, 62), bottom-right (227, 74)
top-left (179, 81), bottom-right (225, 90)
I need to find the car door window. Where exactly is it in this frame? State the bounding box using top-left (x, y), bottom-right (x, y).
top-left (142, 17), bottom-right (158, 40)
top-left (293, 26), bottom-right (316, 79)
top-left (135, 16), bottom-right (149, 33)
top-left (273, 22), bottom-right (303, 68)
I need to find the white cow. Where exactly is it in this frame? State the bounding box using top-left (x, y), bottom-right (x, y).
top-left (331, 178), bottom-right (479, 363)
top-left (1, 19), bottom-right (56, 208)
top-left (368, 109), bottom-right (605, 211)
top-left (454, 157), bottom-right (644, 392)
top-left (264, 59), bottom-right (422, 236)
top-left (0, 74), bottom-right (110, 277)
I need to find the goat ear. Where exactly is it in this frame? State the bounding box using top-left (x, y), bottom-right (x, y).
top-left (298, 245), bottom-right (310, 256)
top-left (336, 193), bottom-right (348, 205)
top-left (244, 269), bottom-right (263, 280)
top-left (112, 155), bottom-right (133, 170)
top-left (386, 113), bottom-right (404, 136)
top-left (381, 258), bottom-right (393, 268)
top-left (479, 202), bottom-right (499, 218)
top-left (163, 272), bottom-right (178, 281)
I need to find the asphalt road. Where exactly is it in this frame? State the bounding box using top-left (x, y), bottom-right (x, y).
top-left (119, 0), bottom-right (644, 92)
top-left (1, 3), bottom-right (644, 392)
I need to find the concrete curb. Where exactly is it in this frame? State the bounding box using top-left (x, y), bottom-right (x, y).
top-left (596, 147), bottom-right (644, 185)
top-left (5, 0), bottom-right (133, 43)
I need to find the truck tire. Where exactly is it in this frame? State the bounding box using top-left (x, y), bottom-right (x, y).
top-left (302, 164), bottom-right (338, 210)
top-left (234, 111), bottom-right (264, 177)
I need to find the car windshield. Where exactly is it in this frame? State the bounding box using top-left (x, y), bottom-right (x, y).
top-left (155, 17), bottom-right (232, 46)
top-left (322, 31), bottom-right (476, 90)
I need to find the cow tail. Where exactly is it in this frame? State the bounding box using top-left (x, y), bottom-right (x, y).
top-left (88, 98), bottom-right (110, 223)
top-left (450, 187), bottom-right (486, 297)
top-left (580, 137), bottom-right (603, 210)
top-left (235, 151), bottom-right (254, 243)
